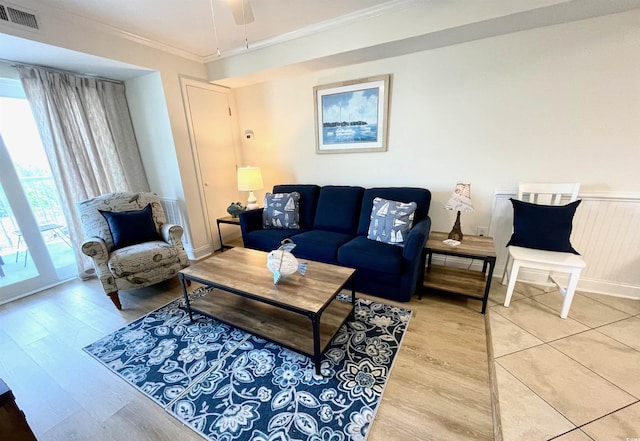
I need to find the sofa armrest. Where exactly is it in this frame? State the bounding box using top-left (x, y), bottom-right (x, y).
top-left (239, 208), bottom-right (264, 237)
top-left (161, 223), bottom-right (184, 246)
top-left (403, 217), bottom-right (432, 261)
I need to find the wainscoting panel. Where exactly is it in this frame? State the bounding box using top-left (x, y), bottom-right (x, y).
top-left (159, 198), bottom-right (189, 245)
top-left (489, 190), bottom-right (640, 299)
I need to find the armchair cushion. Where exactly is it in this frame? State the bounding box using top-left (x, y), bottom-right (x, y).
top-left (507, 198), bottom-right (581, 254)
top-left (99, 204), bottom-right (161, 250)
top-left (108, 241), bottom-right (182, 277)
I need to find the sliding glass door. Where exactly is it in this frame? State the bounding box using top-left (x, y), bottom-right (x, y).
top-left (0, 95), bottom-right (77, 304)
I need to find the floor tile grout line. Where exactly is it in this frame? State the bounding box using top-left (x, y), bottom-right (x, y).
top-left (580, 292), bottom-right (640, 316)
top-left (494, 356), bottom-right (579, 430)
top-left (547, 340), bottom-right (640, 401)
top-left (549, 399), bottom-right (640, 440)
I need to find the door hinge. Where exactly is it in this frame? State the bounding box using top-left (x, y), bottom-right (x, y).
top-left (228, 107), bottom-right (232, 116)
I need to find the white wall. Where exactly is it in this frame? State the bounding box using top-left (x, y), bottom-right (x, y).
top-left (233, 10), bottom-right (640, 238)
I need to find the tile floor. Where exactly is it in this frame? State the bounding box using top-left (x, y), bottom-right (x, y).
top-left (487, 281), bottom-right (640, 441)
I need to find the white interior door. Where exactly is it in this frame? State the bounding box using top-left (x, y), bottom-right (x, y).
top-left (182, 79), bottom-right (242, 251)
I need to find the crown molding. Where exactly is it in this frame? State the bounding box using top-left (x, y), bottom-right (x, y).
top-left (17, 0), bottom-right (205, 63)
top-left (203, 0), bottom-right (419, 62)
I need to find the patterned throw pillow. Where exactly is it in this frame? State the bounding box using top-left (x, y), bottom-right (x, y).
top-left (263, 192), bottom-right (301, 229)
top-left (367, 197), bottom-right (417, 246)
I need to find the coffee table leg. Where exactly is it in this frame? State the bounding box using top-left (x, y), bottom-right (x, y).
top-left (349, 285), bottom-right (356, 321)
top-left (179, 273), bottom-right (194, 322)
top-left (311, 314), bottom-right (322, 376)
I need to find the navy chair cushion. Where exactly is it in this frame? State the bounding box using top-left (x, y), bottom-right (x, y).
top-left (357, 187), bottom-right (431, 236)
top-left (273, 185), bottom-right (320, 229)
top-left (338, 236), bottom-right (404, 275)
top-left (313, 186), bottom-right (364, 235)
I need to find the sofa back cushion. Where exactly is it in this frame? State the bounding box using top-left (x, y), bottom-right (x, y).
top-left (273, 184), bottom-right (320, 228)
top-left (357, 187), bottom-right (431, 236)
top-left (314, 185), bottom-right (365, 234)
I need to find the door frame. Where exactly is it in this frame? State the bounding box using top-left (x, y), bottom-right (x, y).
top-left (180, 77), bottom-right (243, 254)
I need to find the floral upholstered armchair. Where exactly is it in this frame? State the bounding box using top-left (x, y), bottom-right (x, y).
top-left (77, 192), bottom-right (190, 309)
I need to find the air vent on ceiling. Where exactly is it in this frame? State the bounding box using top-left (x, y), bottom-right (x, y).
top-left (0, 3), bottom-right (39, 29)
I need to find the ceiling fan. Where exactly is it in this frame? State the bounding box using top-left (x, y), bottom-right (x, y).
top-left (210, 0), bottom-right (255, 55)
top-left (225, 0), bottom-right (254, 25)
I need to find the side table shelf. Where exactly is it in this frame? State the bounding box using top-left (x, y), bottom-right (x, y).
top-left (421, 231), bottom-right (497, 314)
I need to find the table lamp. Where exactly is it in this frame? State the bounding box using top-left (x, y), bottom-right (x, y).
top-left (237, 166), bottom-right (263, 210)
top-left (445, 182), bottom-right (473, 241)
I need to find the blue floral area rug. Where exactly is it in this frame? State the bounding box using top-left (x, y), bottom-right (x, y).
top-left (83, 287), bottom-right (412, 441)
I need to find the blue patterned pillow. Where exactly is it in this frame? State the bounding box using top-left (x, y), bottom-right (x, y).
top-left (263, 192), bottom-right (300, 229)
top-left (367, 197), bottom-right (417, 246)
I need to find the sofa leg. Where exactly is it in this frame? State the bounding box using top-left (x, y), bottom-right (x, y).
top-left (107, 291), bottom-right (122, 310)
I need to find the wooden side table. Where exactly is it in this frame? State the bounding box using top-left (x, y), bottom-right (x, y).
top-left (216, 216), bottom-right (241, 252)
top-left (422, 231), bottom-right (497, 314)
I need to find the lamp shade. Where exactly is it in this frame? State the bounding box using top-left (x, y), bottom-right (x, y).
top-left (237, 166), bottom-right (264, 191)
top-left (445, 182), bottom-right (473, 213)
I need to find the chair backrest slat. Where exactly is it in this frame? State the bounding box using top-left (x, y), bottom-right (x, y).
top-left (518, 183), bottom-right (580, 206)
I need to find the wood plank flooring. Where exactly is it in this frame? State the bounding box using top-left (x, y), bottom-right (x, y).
top-left (0, 275), bottom-right (494, 441)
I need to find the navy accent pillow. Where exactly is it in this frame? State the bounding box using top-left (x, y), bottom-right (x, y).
top-left (507, 198), bottom-right (581, 254)
top-left (99, 204), bottom-right (161, 250)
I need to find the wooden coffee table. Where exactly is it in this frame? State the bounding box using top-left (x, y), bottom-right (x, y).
top-left (178, 247), bottom-right (356, 375)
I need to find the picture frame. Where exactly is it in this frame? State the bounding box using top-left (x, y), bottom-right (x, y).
top-left (314, 74), bottom-right (390, 154)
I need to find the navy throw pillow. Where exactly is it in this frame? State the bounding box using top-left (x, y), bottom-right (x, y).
top-left (99, 204), bottom-right (161, 250)
top-left (507, 198), bottom-right (581, 254)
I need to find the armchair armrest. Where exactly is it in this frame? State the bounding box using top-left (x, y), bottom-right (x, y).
top-left (161, 223), bottom-right (184, 246)
top-left (239, 208), bottom-right (264, 237)
top-left (80, 237), bottom-right (117, 293)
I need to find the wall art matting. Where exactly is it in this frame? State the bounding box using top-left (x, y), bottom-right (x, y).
top-left (314, 74), bottom-right (390, 154)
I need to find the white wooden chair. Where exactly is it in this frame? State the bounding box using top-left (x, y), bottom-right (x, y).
top-left (501, 183), bottom-right (586, 318)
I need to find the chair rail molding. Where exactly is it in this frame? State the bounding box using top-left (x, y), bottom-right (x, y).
top-left (489, 189), bottom-right (640, 300)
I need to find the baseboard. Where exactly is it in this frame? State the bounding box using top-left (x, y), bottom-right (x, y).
top-left (186, 243), bottom-right (214, 261)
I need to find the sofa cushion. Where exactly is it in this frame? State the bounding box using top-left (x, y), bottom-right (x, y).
top-left (288, 230), bottom-right (354, 263)
top-left (243, 228), bottom-right (307, 252)
top-left (263, 192), bottom-right (300, 229)
top-left (338, 236), bottom-right (404, 275)
top-left (507, 198), bottom-right (581, 254)
top-left (313, 186), bottom-right (364, 234)
top-left (367, 197), bottom-right (417, 246)
top-left (99, 204), bottom-right (161, 250)
top-left (357, 188), bottom-right (431, 236)
top-left (273, 185), bottom-right (320, 228)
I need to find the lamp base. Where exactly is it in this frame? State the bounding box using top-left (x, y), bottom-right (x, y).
top-left (448, 210), bottom-right (463, 241)
top-left (246, 191), bottom-right (259, 210)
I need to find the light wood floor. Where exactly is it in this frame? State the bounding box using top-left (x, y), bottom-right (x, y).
top-left (0, 276), bottom-right (495, 441)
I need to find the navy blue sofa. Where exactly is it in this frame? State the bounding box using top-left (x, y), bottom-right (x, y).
top-left (239, 184), bottom-right (432, 302)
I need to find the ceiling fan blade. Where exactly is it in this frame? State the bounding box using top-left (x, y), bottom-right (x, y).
top-left (228, 0), bottom-right (254, 25)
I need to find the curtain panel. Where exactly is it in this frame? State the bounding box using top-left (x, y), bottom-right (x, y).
top-left (17, 66), bottom-right (150, 277)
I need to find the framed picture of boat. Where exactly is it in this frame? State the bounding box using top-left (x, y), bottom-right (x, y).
top-left (314, 74), bottom-right (390, 154)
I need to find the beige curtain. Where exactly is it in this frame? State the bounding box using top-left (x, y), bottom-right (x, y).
top-left (16, 66), bottom-right (150, 277)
